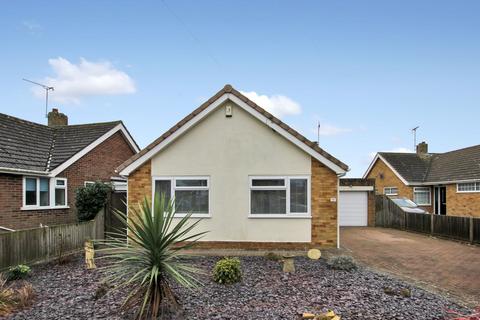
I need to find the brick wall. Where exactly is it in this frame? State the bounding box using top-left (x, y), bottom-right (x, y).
top-left (0, 131), bottom-right (136, 230)
top-left (366, 158), bottom-right (433, 213)
top-left (446, 184), bottom-right (480, 217)
top-left (127, 160), bottom-right (152, 211)
top-left (311, 158), bottom-right (338, 247)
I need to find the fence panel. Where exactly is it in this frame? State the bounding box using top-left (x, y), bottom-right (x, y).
top-left (433, 214), bottom-right (470, 241)
top-left (405, 212), bottom-right (431, 234)
top-left (375, 195), bottom-right (479, 243)
top-left (0, 210), bottom-right (104, 270)
top-left (473, 218), bottom-right (480, 244)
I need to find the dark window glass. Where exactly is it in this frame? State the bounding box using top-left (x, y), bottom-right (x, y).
top-left (290, 179), bottom-right (307, 213)
top-left (175, 179), bottom-right (207, 187)
top-left (251, 190), bottom-right (286, 214)
top-left (25, 178), bottom-right (37, 205)
top-left (175, 190), bottom-right (209, 213)
top-left (252, 179), bottom-right (285, 187)
top-left (155, 180), bottom-right (172, 203)
top-left (39, 178), bottom-right (49, 206)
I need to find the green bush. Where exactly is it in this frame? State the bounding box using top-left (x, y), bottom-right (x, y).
top-left (213, 258), bottom-right (242, 284)
top-left (75, 181), bottom-right (111, 221)
top-left (5, 265), bottom-right (31, 281)
top-left (327, 255), bottom-right (357, 271)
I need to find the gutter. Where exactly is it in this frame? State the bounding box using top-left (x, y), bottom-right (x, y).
top-left (0, 167), bottom-right (50, 176)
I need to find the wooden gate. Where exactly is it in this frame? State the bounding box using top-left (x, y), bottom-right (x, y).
top-left (105, 191), bottom-right (127, 239)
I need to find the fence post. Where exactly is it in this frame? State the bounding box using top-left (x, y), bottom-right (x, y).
top-left (403, 210), bottom-right (407, 230)
top-left (430, 213), bottom-right (434, 235)
top-left (470, 217), bottom-right (474, 244)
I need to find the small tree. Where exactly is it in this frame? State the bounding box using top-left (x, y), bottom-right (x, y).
top-left (75, 181), bottom-right (111, 221)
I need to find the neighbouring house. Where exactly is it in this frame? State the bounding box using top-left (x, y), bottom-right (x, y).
top-left (117, 84), bottom-right (349, 249)
top-left (364, 142), bottom-right (480, 217)
top-left (0, 109), bottom-right (139, 231)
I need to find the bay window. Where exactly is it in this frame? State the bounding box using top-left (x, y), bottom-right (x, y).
top-left (153, 177), bottom-right (209, 216)
top-left (23, 177), bottom-right (68, 209)
top-left (250, 176), bottom-right (310, 216)
top-left (413, 187), bottom-right (431, 206)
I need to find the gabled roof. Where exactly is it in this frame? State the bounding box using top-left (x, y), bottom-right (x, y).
top-left (364, 144), bottom-right (480, 184)
top-left (0, 113), bottom-right (139, 176)
top-left (117, 84), bottom-right (349, 176)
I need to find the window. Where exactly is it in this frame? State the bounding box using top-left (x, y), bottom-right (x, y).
top-left (23, 177), bottom-right (67, 209)
top-left (250, 176), bottom-right (310, 216)
top-left (55, 178), bottom-right (67, 206)
top-left (413, 187), bottom-right (431, 205)
top-left (153, 177), bottom-right (209, 216)
top-left (84, 181), bottom-right (95, 187)
top-left (457, 182), bottom-right (480, 193)
top-left (384, 187), bottom-right (398, 196)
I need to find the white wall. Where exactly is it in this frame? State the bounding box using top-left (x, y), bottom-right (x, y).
top-left (151, 101), bottom-right (312, 242)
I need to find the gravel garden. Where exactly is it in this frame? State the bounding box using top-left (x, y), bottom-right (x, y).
top-left (2, 253), bottom-right (472, 320)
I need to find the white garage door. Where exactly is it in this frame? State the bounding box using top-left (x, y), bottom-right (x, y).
top-left (339, 191), bottom-right (368, 226)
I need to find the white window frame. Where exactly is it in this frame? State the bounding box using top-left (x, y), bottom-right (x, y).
top-left (22, 176), bottom-right (69, 210)
top-left (457, 182), bottom-right (480, 193)
top-left (384, 187), bottom-right (398, 196)
top-left (54, 178), bottom-right (68, 206)
top-left (84, 181), bottom-right (95, 187)
top-left (413, 187), bottom-right (431, 206)
top-left (152, 176), bottom-right (211, 218)
top-left (248, 175), bottom-right (311, 218)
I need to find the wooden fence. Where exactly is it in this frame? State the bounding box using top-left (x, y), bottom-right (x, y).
top-left (376, 195), bottom-right (479, 244)
top-left (0, 210), bottom-right (104, 270)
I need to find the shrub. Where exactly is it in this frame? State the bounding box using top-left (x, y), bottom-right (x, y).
top-left (5, 265), bottom-right (31, 281)
top-left (327, 255), bottom-right (357, 271)
top-left (0, 275), bottom-right (35, 317)
top-left (213, 258), bottom-right (242, 284)
top-left (99, 194), bottom-right (206, 319)
top-left (76, 181), bottom-right (111, 221)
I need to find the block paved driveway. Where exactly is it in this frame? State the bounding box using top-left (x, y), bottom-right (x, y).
top-left (340, 227), bottom-right (480, 306)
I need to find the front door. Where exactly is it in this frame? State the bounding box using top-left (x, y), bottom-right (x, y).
top-left (434, 186), bottom-right (447, 215)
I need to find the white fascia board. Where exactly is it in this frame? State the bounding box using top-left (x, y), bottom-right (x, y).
top-left (120, 93), bottom-right (347, 176)
top-left (363, 154), bottom-right (410, 186)
top-left (0, 167), bottom-right (49, 176)
top-left (49, 123), bottom-right (139, 177)
top-left (417, 179), bottom-right (480, 186)
top-left (339, 186), bottom-right (374, 191)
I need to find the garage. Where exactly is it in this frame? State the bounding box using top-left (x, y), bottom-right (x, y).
top-left (339, 191), bottom-right (368, 226)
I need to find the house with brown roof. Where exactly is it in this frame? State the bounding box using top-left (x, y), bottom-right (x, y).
top-left (364, 142), bottom-right (480, 217)
top-left (117, 84), bottom-right (349, 249)
top-left (0, 109), bottom-right (139, 231)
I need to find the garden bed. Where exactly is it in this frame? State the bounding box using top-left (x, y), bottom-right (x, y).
top-left (4, 254), bottom-right (471, 320)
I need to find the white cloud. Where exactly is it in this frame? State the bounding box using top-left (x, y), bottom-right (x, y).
top-left (32, 57), bottom-right (136, 104)
top-left (22, 20), bottom-right (42, 34)
top-left (240, 91), bottom-right (301, 118)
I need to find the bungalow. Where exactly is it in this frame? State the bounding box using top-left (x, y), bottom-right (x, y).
top-left (117, 85), bottom-right (349, 249)
top-left (364, 142), bottom-right (480, 217)
top-left (0, 109), bottom-right (139, 231)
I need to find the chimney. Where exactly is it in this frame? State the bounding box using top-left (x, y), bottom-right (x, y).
top-left (48, 108), bottom-right (68, 127)
top-left (416, 141), bottom-right (428, 155)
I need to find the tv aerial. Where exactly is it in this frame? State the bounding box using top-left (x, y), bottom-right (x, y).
top-left (23, 78), bottom-right (54, 118)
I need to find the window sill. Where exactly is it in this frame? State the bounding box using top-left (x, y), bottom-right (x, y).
top-left (248, 214), bottom-right (312, 219)
top-left (21, 206), bottom-right (70, 211)
top-left (173, 213), bottom-right (211, 219)
top-left (457, 191), bottom-right (480, 194)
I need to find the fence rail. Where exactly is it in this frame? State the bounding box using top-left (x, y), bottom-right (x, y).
top-left (376, 195), bottom-right (479, 244)
top-left (0, 210), bottom-right (104, 270)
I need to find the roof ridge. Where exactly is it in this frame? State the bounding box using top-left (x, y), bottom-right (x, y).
top-left (438, 143), bottom-right (480, 155)
top-left (54, 120), bottom-right (122, 129)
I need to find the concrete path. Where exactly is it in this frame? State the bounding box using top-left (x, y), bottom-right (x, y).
top-left (341, 227), bottom-right (480, 306)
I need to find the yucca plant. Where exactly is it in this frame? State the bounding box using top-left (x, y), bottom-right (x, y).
top-left (98, 194), bottom-right (207, 319)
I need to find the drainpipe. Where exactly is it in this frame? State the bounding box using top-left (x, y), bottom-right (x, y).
top-left (336, 172), bottom-right (346, 249)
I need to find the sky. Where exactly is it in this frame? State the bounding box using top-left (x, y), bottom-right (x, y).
top-left (1, 1), bottom-right (479, 177)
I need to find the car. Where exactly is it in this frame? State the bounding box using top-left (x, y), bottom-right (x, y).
top-left (391, 198), bottom-right (428, 214)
